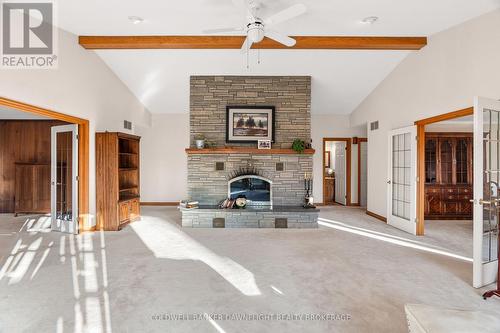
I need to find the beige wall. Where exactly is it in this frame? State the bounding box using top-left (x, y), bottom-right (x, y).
top-left (311, 114), bottom-right (366, 204)
top-left (136, 114), bottom-right (189, 203)
top-left (350, 9), bottom-right (500, 217)
top-left (0, 28), bottom-right (150, 227)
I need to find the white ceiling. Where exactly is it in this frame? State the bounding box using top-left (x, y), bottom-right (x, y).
top-left (57, 0), bottom-right (500, 115)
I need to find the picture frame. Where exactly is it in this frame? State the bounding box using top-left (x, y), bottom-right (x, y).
top-left (226, 106), bottom-right (275, 143)
top-left (258, 139), bottom-right (272, 149)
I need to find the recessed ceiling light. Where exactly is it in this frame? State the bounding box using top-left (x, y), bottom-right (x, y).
top-left (361, 16), bottom-right (379, 24)
top-left (128, 16), bottom-right (144, 25)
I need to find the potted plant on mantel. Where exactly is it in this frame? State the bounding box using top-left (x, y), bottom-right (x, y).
top-left (194, 134), bottom-right (205, 149)
top-left (292, 139), bottom-right (306, 154)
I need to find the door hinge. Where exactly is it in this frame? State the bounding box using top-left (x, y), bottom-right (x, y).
top-left (76, 134), bottom-right (79, 140)
top-left (76, 176), bottom-right (80, 181)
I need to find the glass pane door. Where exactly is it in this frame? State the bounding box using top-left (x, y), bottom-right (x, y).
top-left (56, 132), bottom-right (73, 221)
top-left (51, 125), bottom-right (78, 234)
top-left (481, 110), bottom-right (499, 263)
top-left (387, 126), bottom-right (417, 235)
top-left (473, 97), bottom-right (500, 288)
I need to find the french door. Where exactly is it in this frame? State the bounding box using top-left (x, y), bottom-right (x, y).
top-left (472, 97), bottom-right (500, 288)
top-left (387, 126), bottom-right (417, 235)
top-left (51, 125), bottom-right (79, 234)
top-left (334, 141), bottom-right (347, 205)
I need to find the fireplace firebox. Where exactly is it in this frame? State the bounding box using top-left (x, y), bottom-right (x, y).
top-left (228, 175), bottom-right (272, 206)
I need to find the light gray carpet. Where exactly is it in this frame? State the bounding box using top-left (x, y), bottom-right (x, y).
top-left (0, 207), bottom-right (498, 333)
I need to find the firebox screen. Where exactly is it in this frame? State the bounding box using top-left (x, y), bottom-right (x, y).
top-left (229, 177), bottom-right (271, 203)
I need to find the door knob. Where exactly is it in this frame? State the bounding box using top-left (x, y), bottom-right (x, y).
top-left (387, 180), bottom-right (391, 184)
top-left (479, 199), bottom-right (493, 205)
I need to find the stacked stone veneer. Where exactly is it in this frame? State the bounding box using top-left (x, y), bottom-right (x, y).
top-left (188, 153), bottom-right (312, 206)
top-left (190, 76), bottom-right (311, 148)
top-left (188, 75), bottom-right (313, 209)
top-left (181, 209), bottom-right (318, 228)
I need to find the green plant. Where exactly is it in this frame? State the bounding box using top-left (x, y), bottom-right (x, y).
top-left (194, 134), bottom-right (205, 141)
top-left (292, 139), bottom-right (306, 153)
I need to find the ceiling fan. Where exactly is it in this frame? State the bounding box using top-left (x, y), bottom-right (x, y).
top-left (204, 0), bottom-right (307, 51)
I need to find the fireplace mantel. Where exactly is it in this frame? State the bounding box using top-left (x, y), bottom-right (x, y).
top-left (185, 148), bottom-right (315, 155)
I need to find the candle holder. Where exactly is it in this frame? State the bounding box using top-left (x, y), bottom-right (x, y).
top-left (303, 172), bottom-right (316, 209)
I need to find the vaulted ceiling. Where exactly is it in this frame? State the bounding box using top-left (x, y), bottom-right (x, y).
top-left (58, 0), bottom-right (500, 114)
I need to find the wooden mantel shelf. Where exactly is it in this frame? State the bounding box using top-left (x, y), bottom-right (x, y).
top-left (185, 148), bottom-right (315, 155)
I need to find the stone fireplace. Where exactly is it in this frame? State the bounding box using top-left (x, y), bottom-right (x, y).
top-left (183, 75), bottom-right (318, 228)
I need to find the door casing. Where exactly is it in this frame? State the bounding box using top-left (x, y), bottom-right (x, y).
top-left (414, 107), bottom-right (474, 236)
top-left (0, 97), bottom-right (91, 232)
top-left (322, 138), bottom-right (352, 206)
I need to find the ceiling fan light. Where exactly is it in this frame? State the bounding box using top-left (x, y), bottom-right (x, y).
top-left (248, 27), bottom-right (265, 43)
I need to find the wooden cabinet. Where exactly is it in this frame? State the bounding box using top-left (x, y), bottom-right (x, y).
top-left (14, 164), bottom-right (51, 215)
top-left (118, 198), bottom-right (140, 224)
top-left (324, 177), bottom-right (335, 204)
top-left (96, 132), bottom-right (141, 231)
top-left (424, 133), bottom-right (472, 220)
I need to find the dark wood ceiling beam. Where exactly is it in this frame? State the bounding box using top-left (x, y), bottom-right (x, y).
top-left (78, 35), bottom-right (427, 50)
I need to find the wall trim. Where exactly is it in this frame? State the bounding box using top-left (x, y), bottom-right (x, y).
top-left (366, 210), bottom-right (387, 223)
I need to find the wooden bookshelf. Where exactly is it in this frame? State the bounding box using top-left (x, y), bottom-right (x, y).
top-left (96, 132), bottom-right (141, 231)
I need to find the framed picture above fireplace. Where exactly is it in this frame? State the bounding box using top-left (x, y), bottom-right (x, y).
top-left (226, 106), bottom-right (275, 143)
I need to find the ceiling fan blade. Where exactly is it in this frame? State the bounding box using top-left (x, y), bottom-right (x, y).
top-left (231, 0), bottom-right (256, 21)
top-left (264, 4), bottom-right (306, 26)
top-left (203, 27), bottom-right (244, 34)
top-left (265, 30), bottom-right (296, 47)
top-left (241, 36), bottom-right (253, 53)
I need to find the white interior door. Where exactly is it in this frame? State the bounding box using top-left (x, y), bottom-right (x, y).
top-left (51, 124), bottom-right (79, 234)
top-left (387, 126), bottom-right (417, 235)
top-left (473, 97), bottom-right (499, 288)
top-left (334, 141), bottom-right (347, 205)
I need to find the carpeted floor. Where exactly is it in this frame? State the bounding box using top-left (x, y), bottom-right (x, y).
top-left (0, 207), bottom-right (498, 333)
